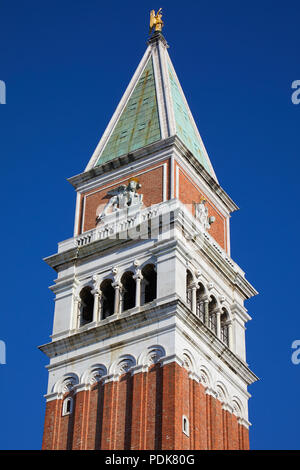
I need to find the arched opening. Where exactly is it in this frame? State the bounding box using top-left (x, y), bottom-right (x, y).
top-left (62, 396), bottom-right (73, 416)
top-left (121, 271), bottom-right (136, 311)
top-left (141, 264), bottom-right (157, 304)
top-left (196, 283), bottom-right (206, 322)
top-left (79, 286), bottom-right (94, 326)
top-left (186, 270), bottom-right (193, 310)
top-left (100, 279), bottom-right (115, 319)
top-left (220, 308), bottom-right (230, 346)
top-left (208, 296), bottom-right (217, 334)
top-left (182, 415), bottom-right (190, 436)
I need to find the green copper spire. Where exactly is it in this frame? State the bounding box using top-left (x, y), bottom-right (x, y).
top-left (168, 63), bottom-right (213, 175)
top-left (88, 33), bottom-right (217, 181)
top-left (95, 57), bottom-right (161, 166)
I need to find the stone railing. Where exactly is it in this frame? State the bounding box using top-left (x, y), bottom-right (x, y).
top-left (57, 200), bottom-right (244, 278)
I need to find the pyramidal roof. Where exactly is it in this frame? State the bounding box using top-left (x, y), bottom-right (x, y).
top-left (86, 32), bottom-right (217, 181)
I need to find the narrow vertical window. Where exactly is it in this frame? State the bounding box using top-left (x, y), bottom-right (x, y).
top-left (62, 397), bottom-right (73, 416)
top-left (220, 309), bottom-right (230, 347)
top-left (182, 415), bottom-right (190, 436)
top-left (121, 272), bottom-right (136, 311)
top-left (79, 286), bottom-right (94, 326)
top-left (196, 283), bottom-right (205, 322)
top-left (101, 279), bottom-right (115, 318)
top-left (141, 264), bottom-right (157, 304)
top-left (208, 296), bottom-right (217, 334)
top-left (186, 271), bottom-right (193, 309)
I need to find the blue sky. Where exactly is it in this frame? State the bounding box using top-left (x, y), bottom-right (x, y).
top-left (0, 0), bottom-right (299, 450)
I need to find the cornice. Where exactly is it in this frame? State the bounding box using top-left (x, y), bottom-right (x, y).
top-left (67, 135), bottom-right (238, 214)
top-left (39, 297), bottom-right (258, 386)
top-left (199, 236), bottom-right (258, 300)
top-left (68, 137), bottom-right (176, 189)
top-left (44, 217), bottom-right (257, 301)
top-left (175, 300), bottom-right (258, 386)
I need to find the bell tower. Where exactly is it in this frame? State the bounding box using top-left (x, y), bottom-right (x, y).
top-left (40, 17), bottom-right (258, 450)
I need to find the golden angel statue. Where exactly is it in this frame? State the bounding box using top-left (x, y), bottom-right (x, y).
top-left (149, 8), bottom-right (164, 34)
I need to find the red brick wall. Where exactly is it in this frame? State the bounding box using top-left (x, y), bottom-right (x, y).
top-left (42, 362), bottom-right (249, 450)
top-left (175, 163), bottom-right (228, 251)
top-left (76, 159), bottom-right (229, 252)
top-left (80, 160), bottom-right (170, 233)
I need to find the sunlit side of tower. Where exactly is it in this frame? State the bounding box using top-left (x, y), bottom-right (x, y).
top-left (40, 12), bottom-right (258, 450)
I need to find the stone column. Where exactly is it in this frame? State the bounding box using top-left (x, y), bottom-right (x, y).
top-left (228, 322), bottom-right (233, 350)
top-left (216, 310), bottom-right (221, 339)
top-left (73, 296), bottom-right (81, 330)
top-left (204, 298), bottom-right (209, 326)
top-left (191, 282), bottom-right (198, 316)
top-left (98, 292), bottom-right (104, 321)
top-left (92, 289), bottom-right (102, 323)
top-left (133, 270), bottom-right (143, 308)
top-left (111, 267), bottom-right (120, 315)
top-left (113, 282), bottom-right (122, 315)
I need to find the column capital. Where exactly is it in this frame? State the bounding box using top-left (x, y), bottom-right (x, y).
top-left (112, 281), bottom-right (122, 290)
top-left (91, 288), bottom-right (102, 297)
top-left (111, 266), bottom-right (119, 277)
top-left (133, 269), bottom-right (143, 281)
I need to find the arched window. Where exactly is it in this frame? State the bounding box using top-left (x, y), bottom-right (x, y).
top-left (182, 415), bottom-right (190, 437)
top-left (196, 283), bottom-right (205, 322)
top-left (62, 397), bottom-right (73, 416)
top-left (220, 308), bottom-right (230, 346)
top-left (141, 264), bottom-right (157, 304)
top-left (100, 279), bottom-right (115, 319)
top-left (208, 296), bottom-right (217, 334)
top-left (79, 286), bottom-right (94, 326)
top-left (121, 272), bottom-right (136, 311)
top-left (186, 271), bottom-right (193, 309)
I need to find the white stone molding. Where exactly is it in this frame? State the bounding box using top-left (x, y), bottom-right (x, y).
top-left (231, 397), bottom-right (244, 419)
top-left (222, 402), bottom-right (234, 414)
top-left (138, 345), bottom-right (166, 371)
top-left (181, 350), bottom-right (201, 382)
top-left (198, 366), bottom-right (212, 389)
top-left (205, 386), bottom-right (218, 398)
top-left (230, 302), bottom-right (251, 323)
top-left (238, 417), bottom-right (251, 429)
top-left (110, 354), bottom-right (136, 378)
top-left (215, 382), bottom-right (229, 405)
top-left (182, 350), bottom-right (195, 373)
top-left (53, 373), bottom-right (79, 398)
top-left (81, 364), bottom-right (107, 386)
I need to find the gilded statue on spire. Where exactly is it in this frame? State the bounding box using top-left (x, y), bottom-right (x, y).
top-left (149, 8), bottom-right (164, 34)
